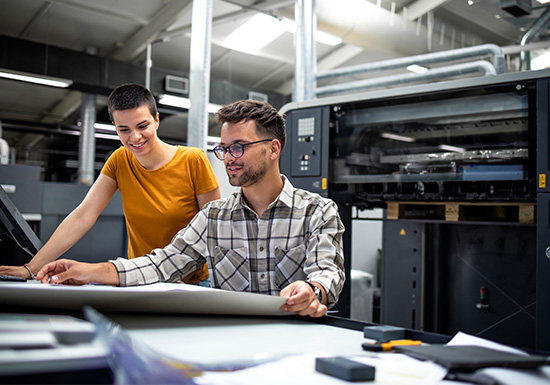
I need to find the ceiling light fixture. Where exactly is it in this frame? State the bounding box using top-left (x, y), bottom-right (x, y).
top-left (223, 13), bottom-right (286, 54)
top-left (536, 0), bottom-right (550, 4)
top-left (223, 13), bottom-right (342, 54)
top-left (158, 94), bottom-right (222, 114)
top-left (0, 69), bottom-right (72, 88)
top-left (159, 94), bottom-right (191, 109)
top-left (94, 123), bottom-right (116, 132)
top-left (406, 64), bottom-right (428, 73)
top-left (438, 144), bottom-right (465, 153)
top-left (380, 132), bottom-right (415, 143)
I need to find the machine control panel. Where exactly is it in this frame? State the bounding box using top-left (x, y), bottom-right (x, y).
top-left (291, 110), bottom-right (322, 177)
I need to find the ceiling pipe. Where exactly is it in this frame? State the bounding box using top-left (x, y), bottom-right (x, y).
top-left (520, 6), bottom-right (550, 71)
top-left (316, 60), bottom-right (496, 97)
top-left (317, 44), bottom-right (504, 81)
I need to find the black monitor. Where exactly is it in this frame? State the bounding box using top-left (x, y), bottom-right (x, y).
top-left (0, 185), bottom-right (42, 264)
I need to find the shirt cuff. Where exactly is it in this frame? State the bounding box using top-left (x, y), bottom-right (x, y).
top-left (109, 258), bottom-right (131, 286)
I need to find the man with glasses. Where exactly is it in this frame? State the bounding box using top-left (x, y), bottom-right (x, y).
top-left (37, 100), bottom-right (345, 318)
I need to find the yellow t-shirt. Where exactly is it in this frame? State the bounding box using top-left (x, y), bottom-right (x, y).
top-left (101, 146), bottom-right (219, 283)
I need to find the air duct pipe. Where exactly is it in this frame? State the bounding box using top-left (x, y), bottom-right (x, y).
top-left (317, 44), bottom-right (504, 82)
top-left (316, 60), bottom-right (496, 97)
top-left (520, 6), bottom-right (550, 71)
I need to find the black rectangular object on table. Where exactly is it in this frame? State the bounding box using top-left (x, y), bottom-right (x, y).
top-left (315, 356), bottom-right (375, 382)
top-left (363, 325), bottom-right (405, 341)
top-left (393, 345), bottom-right (549, 371)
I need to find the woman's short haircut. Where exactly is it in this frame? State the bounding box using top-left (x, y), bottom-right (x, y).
top-left (107, 83), bottom-right (157, 122)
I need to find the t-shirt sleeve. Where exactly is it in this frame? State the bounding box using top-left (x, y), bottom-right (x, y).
top-left (101, 148), bottom-right (120, 181)
top-left (192, 149), bottom-right (219, 196)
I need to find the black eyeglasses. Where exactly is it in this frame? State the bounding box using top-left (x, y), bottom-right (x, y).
top-left (213, 139), bottom-right (274, 160)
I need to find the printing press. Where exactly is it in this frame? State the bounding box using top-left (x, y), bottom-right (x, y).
top-left (280, 69), bottom-right (550, 353)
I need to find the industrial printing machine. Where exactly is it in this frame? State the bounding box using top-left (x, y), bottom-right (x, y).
top-left (280, 69), bottom-right (550, 353)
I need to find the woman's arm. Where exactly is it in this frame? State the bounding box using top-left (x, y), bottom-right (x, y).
top-left (0, 174), bottom-right (118, 278)
top-left (196, 187), bottom-right (221, 209)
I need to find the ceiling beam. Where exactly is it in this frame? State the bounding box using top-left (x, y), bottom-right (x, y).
top-left (19, 2), bottom-right (53, 38)
top-left (401, 0), bottom-right (450, 21)
top-left (43, 0), bottom-right (193, 125)
top-left (109, 0), bottom-right (194, 61)
top-left (39, 0), bottom-right (190, 124)
top-left (158, 0), bottom-right (294, 43)
top-left (41, 91), bottom-right (82, 124)
top-left (46, 0), bottom-right (149, 25)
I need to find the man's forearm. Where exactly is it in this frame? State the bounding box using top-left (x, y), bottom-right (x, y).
top-left (93, 262), bottom-right (120, 286)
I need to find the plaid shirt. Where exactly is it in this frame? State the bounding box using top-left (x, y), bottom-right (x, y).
top-left (111, 176), bottom-right (345, 308)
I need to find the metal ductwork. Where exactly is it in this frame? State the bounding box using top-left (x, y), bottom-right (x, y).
top-left (316, 60), bottom-right (496, 97)
top-left (317, 44), bottom-right (505, 82)
top-left (0, 34), bottom-right (287, 108)
top-left (520, 6), bottom-right (550, 71)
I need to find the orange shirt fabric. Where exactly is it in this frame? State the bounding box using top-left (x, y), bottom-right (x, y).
top-left (101, 146), bottom-right (219, 283)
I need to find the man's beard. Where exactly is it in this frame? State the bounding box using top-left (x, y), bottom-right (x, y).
top-left (227, 159), bottom-right (268, 187)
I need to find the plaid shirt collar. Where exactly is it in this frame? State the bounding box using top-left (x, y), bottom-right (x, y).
top-left (233, 174), bottom-right (294, 213)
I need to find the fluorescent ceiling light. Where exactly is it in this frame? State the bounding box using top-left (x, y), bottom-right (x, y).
top-left (207, 103), bottom-right (222, 114)
top-left (438, 144), bottom-right (465, 153)
top-left (223, 13), bottom-right (286, 54)
top-left (223, 13), bottom-right (342, 54)
top-left (95, 133), bottom-right (119, 140)
top-left (0, 69), bottom-right (72, 88)
top-left (64, 127), bottom-right (119, 140)
top-left (380, 132), bottom-right (415, 143)
top-left (406, 64), bottom-right (428, 74)
top-left (94, 123), bottom-right (116, 132)
top-left (536, 0), bottom-right (550, 4)
top-left (159, 94), bottom-right (191, 109)
top-left (158, 94), bottom-right (222, 114)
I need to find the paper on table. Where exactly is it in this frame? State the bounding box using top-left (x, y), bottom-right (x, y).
top-left (0, 282), bottom-right (289, 316)
top-left (446, 331), bottom-right (528, 356)
top-left (195, 352), bottom-right (448, 385)
top-left (472, 366), bottom-right (550, 385)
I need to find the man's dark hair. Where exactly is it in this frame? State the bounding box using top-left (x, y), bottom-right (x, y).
top-left (107, 83), bottom-right (157, 122)
top-left (215, 100), bottom-right (286, 150)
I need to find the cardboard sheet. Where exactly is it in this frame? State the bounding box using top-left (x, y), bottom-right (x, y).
top-left (0, 282), bottom-right (289, 316)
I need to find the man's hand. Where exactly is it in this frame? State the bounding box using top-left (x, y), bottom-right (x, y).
top-left (36, 259), bottom-right (119, 286)
top-left (280, 281), bottom-right (327, 317)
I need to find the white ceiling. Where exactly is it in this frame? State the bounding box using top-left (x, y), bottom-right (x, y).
top-left (0, 0), bottom-right (549, 177)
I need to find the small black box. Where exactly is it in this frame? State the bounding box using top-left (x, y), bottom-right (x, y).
top-left (315, 356), bottom-right (375, 382)
top-left (363, 325), bottom-right (405, 341)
